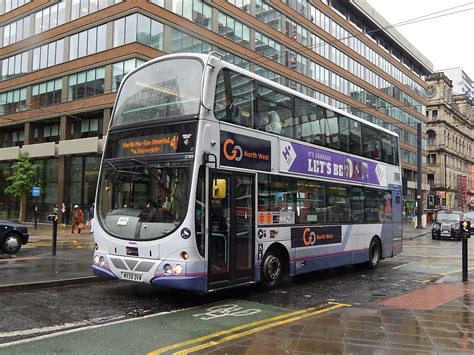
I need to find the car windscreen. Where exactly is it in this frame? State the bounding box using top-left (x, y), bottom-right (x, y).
top-left (437, 212), bottom-right (462, 222)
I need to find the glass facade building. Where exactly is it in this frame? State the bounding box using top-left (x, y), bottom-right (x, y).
top-left (0, 0), bottom-right (432, 221)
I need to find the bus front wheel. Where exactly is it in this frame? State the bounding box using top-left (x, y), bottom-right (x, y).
top-left (261, 251), bottom-right (284, 289)
top-left (367, 237), bottom-right (381, 269)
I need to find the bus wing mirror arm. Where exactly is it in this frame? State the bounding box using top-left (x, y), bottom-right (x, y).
top-left (203, 153), bottom-right (217, 169)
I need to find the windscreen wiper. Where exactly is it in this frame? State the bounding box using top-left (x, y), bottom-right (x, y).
top-left (106, 161), bottom-right (143, 175)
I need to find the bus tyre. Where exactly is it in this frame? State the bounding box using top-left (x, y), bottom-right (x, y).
top-left (2, 232), bottom-right (22, 254)
top-left (261, 251), bottom-right (284, 289)
top-left (367, 237), bottom-right (381, 270)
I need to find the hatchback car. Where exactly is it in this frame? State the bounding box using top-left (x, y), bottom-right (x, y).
top-left (431, 211), bottom-right (463, 240)
top-left (0, 220), bottom-right (29, 254)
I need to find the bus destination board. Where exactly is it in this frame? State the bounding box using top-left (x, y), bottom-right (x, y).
top-left (118, 133), bottom-right (179, 157)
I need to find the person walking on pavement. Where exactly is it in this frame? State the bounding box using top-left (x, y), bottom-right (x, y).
top-left (89, 203), bottom-right (95, 234)
top-left (61, 202), bottom-right (67, 228)
top-left (71, 204), bottom-right (84, 235)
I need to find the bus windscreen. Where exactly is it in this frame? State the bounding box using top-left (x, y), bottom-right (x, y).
top-left (111, 58), bottom-right (203, 126)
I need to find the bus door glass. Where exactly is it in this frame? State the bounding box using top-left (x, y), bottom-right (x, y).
top-left (208, 172), bottom-right (254, 288)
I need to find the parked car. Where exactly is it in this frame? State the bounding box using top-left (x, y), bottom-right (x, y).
top-left (431, 211), bottom-right (463, 240)
top-left (0, 220), bottom-right (29, 254)
top-left (463, 211), bottom-right (474, 235)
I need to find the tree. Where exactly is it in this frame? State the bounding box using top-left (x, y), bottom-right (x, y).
top-left (5, 152), bottom-right (39, 222)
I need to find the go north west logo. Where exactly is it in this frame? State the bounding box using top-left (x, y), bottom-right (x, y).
top-left (223, 138), bottom-right (243, 161)
top-left (220, 131), bottom-right (271, 171)
top-left (291, 226), bottom-right (342, 248)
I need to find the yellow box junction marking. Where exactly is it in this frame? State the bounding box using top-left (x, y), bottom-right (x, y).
top-left (148, 302), bottom-right (349, 355)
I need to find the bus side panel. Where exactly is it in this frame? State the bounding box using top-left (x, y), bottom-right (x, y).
top-left (294, 224), bottom-right (381, 275)
top-left (392, 189), bottom-right (403, 256)
top-left (381, 221), bottom-right (393, 258)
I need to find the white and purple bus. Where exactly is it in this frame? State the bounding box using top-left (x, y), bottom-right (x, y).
top-left (92, 53), bottom-right (403, 292)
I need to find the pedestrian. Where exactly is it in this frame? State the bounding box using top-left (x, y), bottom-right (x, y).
top-left (61, 202), bottom-right (67, 228)
top-left (71, 204), bottom-right (84, 235)
top-left (89, 203), bottom-right (95, 234)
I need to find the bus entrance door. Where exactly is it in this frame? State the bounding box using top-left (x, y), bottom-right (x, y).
top-left (208, 172), bottom-right (255, 289)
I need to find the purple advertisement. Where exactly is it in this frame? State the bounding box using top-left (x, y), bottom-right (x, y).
top-left (279, 140), bottom-right (387, 187)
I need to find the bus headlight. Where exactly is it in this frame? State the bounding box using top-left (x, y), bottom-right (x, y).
top-left (174, 264), bottom-right (183, 274)
top-left (164, 264), bottom-right (172, 275)
top-left (94, 255), bottom-right (100, 264)
top-left (180, 251), bottom-right (189, 260)
top-left (99, 256), bottom-right (105, 266)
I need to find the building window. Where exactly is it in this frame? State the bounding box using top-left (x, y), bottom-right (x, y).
top-left (31, 79), bottom-right (62, 108)
top-left (113, 14), bottom-right (164, 50)
top-left (0, 88), bottom-right (27, 115)
top-left (1, 0), bottom-right (31, 15)
top-left (68, 67), bottom-right (105, 100)
top-left (69, 24), bottom-right (107, 60)
top-left (33, 123), bottom-right (59, 144)
top-left (432, 109), bottom-right (438, 120)
top-left (0, 52), bottom-right (28, 80)
top-left (427, 130), bottom-right (436, 146)
top-left (1, 128), bottom-right (24, 148)
top-left (32, 39), bottom-right (64, 71)
top-left (81, 118), bottom-right (99, 137)
top-left (71, 0), bottom-right (122, 21)
top-left (111, 58), bottom-right (146, 91)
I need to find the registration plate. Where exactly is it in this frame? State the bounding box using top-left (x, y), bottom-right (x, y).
top-left (121, 272), bottom-right (143, 282)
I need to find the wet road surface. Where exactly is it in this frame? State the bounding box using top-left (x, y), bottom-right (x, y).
top-left (1, 234), bottom-right (473, 353)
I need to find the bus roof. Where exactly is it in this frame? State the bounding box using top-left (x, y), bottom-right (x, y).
top-left (129, 53), bottom-right (399, 139)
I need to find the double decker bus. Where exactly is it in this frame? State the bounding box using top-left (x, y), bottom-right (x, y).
top-left (92, 53), bottom-right (402, 292)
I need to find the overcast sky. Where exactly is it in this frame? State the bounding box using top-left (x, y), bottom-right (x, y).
top-left (367, 0), bottom-right (474, 78)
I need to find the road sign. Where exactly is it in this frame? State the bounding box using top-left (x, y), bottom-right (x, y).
top-left (32, 186), bottom-right (41, 197)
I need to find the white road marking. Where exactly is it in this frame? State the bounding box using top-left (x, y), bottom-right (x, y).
top-left (0, 306), bottom-right (199, 349)
top-left (392, 263), bottom-right (410, 269)
top-left (0, 315), bottom-right (125, 338)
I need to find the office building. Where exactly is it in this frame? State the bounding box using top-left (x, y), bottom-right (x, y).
top-left (0, 0), bottom-right (432, 221)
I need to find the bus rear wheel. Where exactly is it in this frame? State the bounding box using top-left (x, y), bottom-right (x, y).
top-left (367, 237), bottom-right (381, 269)
top-left (261, 251), bottom-right (284, 289)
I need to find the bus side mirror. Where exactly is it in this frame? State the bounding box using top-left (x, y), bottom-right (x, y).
top-left (212, 179), bottom-right (226, 199)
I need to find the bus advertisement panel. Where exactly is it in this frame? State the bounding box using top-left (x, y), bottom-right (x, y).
top-left (280, 140), bottom-right (387, 187)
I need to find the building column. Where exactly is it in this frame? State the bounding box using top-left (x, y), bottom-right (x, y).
top-left (103, 108), bottom-right (111, 135)
top-left (57, 116), bottom-right (68, 209)
top-left (23, 122), bottom-right (32, 145)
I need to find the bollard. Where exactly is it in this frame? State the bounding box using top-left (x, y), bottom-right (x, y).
top-left (48, 209), bottom-right (59, 256)
top-left (460, 220), bottom-right (470, 282)
top-left (34, 205), bottom-right (38, 230)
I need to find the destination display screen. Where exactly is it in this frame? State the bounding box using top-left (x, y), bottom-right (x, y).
top-left (105, 123), bottom-right (196, 159)
top-left (118, 133), bottom-right (180, 157)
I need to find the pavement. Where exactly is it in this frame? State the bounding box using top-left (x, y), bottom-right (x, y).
top-left (0, 223), bottom-right (98, 293)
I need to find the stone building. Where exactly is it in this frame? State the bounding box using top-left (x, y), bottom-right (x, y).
top-left (425, 72), bottom-right (473, 211)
